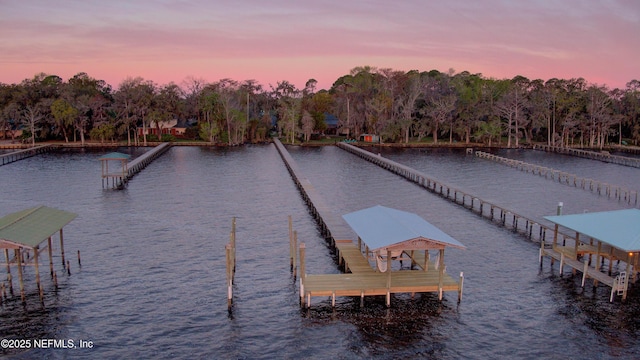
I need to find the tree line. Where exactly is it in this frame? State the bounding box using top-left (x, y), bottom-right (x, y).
top-left (1, 67), bottom-right (639, 147)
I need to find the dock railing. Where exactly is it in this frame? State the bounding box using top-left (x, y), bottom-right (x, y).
top-left (475, 151), bottom-right (638, 206)
top-left (337, 142), bottom-right (562, 243)
top-left (0, 145), bottom-right (55, 166)
top-left (533, 144), bottom-right (640, 169)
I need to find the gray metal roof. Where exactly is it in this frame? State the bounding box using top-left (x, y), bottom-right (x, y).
top-left (342, 205), bottom-right (466, 251)
top-left (0, 206), bottom-right (77, 249)
top-left (544, 208), bottom-right (640, 252)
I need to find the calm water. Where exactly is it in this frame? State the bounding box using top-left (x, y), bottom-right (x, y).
top-left (1, 144), bottom-right (640, 359)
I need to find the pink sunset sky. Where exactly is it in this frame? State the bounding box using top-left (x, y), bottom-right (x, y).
top-left (1, 0), bottom-right (638, 91)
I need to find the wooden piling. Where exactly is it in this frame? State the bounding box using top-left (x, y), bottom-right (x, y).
top-left (16, 249), bottom-right (25, 303)
top-left (299, 243), bottom-right (306, 307)
top-left (77, 250), bottom-right (81, 267)
top-left (289, 215), bottom-right (294, 270)
top-left (292, 231), bottom-right (298, 279)
top-left (226, 243), bottom-right (233, 310)
top-left (34, 246), bottom-right (43, 302)
top-left (458, 272), bottom-right (464, 302)
top-left (47, 237), bottom-right (54, 277)
top-left (60, 228), bottom-right (66, 267)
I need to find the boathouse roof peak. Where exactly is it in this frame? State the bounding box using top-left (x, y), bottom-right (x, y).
top-left (342, 205), bottom-right (466, 252)
top-left (0, 205), bottom-right (77, 249)
top-left (544, 208), bottom-right (640, 252)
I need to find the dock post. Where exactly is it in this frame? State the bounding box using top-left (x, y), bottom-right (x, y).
top-left (386, 249), bottom-right (392, 307)
top-left (458, 272), bottom-right (464, 303)
top-left (288, 215), bottom-right (293, 270)
top-left (47, 237), bottom-right (54, 277)
top-left (59, 228), bottom-right (66, 268)
top-left (623, 255), bottom-right (632, 301)
top-left (539, 230), bottom-right (545, 266)
top-left (226, 243), bottom-right (233, 310)
top-left (34, 246), bottom-right (43, 302)
top-left (4, 248), bottom-right (10, 281)
top-left (16, 249), bottom-right (25, 303)
top-left (438, 249), bottom-right (445, 301)
top-left (299, 243), bottom-right (306, 307)
top-left (292, 231), bottom-right (298, 279)
top-left (77, 250), bottom-right (81, 267)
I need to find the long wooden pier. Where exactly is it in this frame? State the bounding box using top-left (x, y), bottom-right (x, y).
top-left (337, 142), bottom-right (635, 299)
top-left (274, 139), bottom-right (462, 308)
top-left (534, 144), bottom-right (640, 168)
top-left (475, 151), bottom-right (638, 206)
top-left (337, 142), bottom-right (558, 243)
top-left (0, 145), bottom-right (55, 166)
top-left (102, 142), bottom-right (171, 188)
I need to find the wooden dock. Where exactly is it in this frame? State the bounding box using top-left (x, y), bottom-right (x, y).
top-left (335, 143), bottom-right (615, 264)
top-left (274, 139), bottom-right (463, 307)
top-left (475, 151), bottom-right (638, 206)
top-left (0, 145), bottom-right (55, 166)
top-left (336, 142), bottom-right (560, 243)
top-left (101, 142), bottom-right (171, 189)
top-left (533, 144), bottom-right (640, 169)
top-left (336, 143), bottom-right (637, 301)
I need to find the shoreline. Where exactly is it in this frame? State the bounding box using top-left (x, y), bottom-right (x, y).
top-left (1, 139), bottom-right (638, 153)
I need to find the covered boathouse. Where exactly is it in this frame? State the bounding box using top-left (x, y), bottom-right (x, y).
top-left (300, 205), bottom-right (466, 308)
top-left (541, 208), bottom-right (640, 301)
top-left (0, 205), bottom-right (77, 303)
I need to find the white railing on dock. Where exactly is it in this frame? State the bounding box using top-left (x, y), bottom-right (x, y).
top-left (533, 144), bottom-right (640, 169)
top-left (475, 151), bottom-right (638, 206)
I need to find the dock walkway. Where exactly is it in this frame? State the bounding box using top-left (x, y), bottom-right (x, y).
top-left (274, 139), bottom-right (462, 307)
top-left (0, 145), bottom-right (55, 166)
top-left (336, 142), bottom-right (558, 243)
top-left (534, 144), bottom-right (640, 168)
top-left (475, 151), bottom-right (638, 206)
top-left (102, 142), bottom-right (171, 188)
top-left (335, 142), bottom-right (632, 300)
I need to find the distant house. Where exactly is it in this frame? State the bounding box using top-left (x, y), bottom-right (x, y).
top-left (137, 119), bottom-right (187, 138)
top-left (359, 134), bottom-right (380, 143)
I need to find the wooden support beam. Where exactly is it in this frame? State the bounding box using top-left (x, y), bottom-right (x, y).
top-left (299, 243), bottom-right (306, 307)
top-left (16, 248), bottom-right (24, 303)
top-left (60, 228), bottom-right (66, 267)
top-left (47, 237), bottom-right (54, 277)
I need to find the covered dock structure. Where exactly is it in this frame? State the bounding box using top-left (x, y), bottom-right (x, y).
top-left (541, 208), bottom-right (640, 301)
top-left (0, 206), bottom-right (77, 303)
top-left (301, 205), bottom-right (466, 308)
top-left (99, 152), bottom-right (130, 189)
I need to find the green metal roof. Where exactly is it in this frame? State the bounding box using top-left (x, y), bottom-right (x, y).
top-left (342, 205), bottom-right (466, 251)
top-left (99, 152), bottom-right (131, 160)
top-left (0, 206), bottom-right (77, 249)
top-left (544, 208), bottom-right (640, 252)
